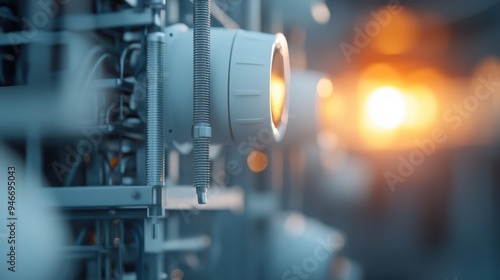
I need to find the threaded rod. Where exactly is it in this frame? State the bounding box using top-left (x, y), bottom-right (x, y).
top-left (147, 32), bottom-right (166, 225)
top-left (193, 0), bottom-right (212, 204)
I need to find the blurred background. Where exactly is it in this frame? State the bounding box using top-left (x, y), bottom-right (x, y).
top-left (1, 0), bottom-right (500, 279)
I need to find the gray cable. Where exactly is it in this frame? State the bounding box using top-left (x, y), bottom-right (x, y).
top-left (119, 43), bottom-right (141, 80)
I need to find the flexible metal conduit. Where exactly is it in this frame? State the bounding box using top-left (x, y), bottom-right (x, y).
top-left (192, 0), bottom-right (212, 204)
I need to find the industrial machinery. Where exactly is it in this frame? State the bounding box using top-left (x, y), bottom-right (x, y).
top-left (3, 1), bottom-right (498, 280)
top-left (0, 1), bottom-right (348, 280)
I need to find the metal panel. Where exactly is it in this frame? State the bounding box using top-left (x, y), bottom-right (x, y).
top-left (45, 186), bottom-right (154, 208)
top-left (0, 9), bottom-right (154, 46)
top-left (44, 185), bottom-right (244, 211)
top-left (57, 8), bottom-right (155, 31)
top-left (165, 185), bottom-right (244, 211)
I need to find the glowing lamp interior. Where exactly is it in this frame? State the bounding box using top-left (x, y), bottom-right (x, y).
top-left (270, 47), bottom-right (287, 130)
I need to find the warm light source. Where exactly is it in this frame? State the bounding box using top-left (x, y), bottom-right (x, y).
top-left (271, 74), bottom-right (286, 128)
top-left (247, 150), bottom-right (268, 173)
top-left (164, 24), bottom-right (290, 144)
top-left (403, 85), bottom-right (437, 129)
top-left (371, 10), bottom-right (419, 55)
top-left (317, 77), bottom-right (334, 99)
top-left (351, 66), bottom-right (444, 150)
top-left (365, 87), bottom-right (407, 130)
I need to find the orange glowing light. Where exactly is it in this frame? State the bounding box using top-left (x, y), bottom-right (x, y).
top-left (247, 150), bottom-right (268, 173)
top-left (406, 68), bottom-right (446, 89)
top-left (320, 98), bottom-right (338, 125)
top-left (109, 156), bottom-right (119, 169)
top-left (271, 74), bottom-right (286, 128)
top-left (358, 63), bottom-right (402, 94)
top-left (317, 77), bottom-right (334, 99)
top-left (372, 10), bottom-right (419, 55)
top-left (365, 86), bottom-right (407, 130)
top-left (403, 85), bottom-right (437, 129)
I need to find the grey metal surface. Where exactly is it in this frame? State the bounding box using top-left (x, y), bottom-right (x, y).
top-left (0, 31), bottom-right (77, 46)
top-left (165, 185), bottom-right (244, 211)
top-left (0, 9), bottom-right (154, 48)
top-left (162, 235), bottom-right (211, 252)
top-left (0, 86), bottom-right (68, 135)
top-left (44, 185), bottom-right (244, 210)
top-left (57, 8), bottom-right (155, 31)
top-left (44, 186), bottom-right (155, 208)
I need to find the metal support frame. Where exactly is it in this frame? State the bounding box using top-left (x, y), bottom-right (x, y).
top-left (0, 9), bottom-right (155, 47)
top-left (44, 185), bottom-right (244, 211)
top-left (56, 8), bottom-right (156, 31)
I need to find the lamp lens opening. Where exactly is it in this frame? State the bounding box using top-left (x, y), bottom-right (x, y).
top-left (271, 48), bottom-right (286, 129)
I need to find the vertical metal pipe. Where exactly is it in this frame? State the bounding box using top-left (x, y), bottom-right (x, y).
top-left (192, 0), bottom-right (212, 204)
top-left (246, 0), bottom-right (261, 31)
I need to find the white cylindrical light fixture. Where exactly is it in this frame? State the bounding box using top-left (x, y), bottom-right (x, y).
top-left (165, 24), bottom-right (290, 145)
